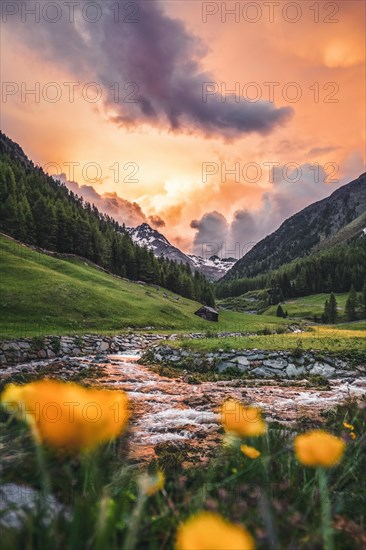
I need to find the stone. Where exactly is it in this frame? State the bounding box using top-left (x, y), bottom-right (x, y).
top-left (310, 362), bottom-right (336, 378)
top-left (233, 356), bottom-right (250, 366)
top-left (0, 483), bottom-right (65, 530)
top-left (100, 341), bottom-right (109, 351)
top-left (286, 363), bottom-right (306, 377)
top-left (217, 361), bottom-right (236, 373)
top-left (263, 359), bottom-right (287, 370)
top-left (251, 367), bottom-right (286, 378)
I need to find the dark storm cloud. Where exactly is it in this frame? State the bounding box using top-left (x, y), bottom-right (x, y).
top-left (8, 0), bottom-right (293, 139)
top-left (190, 211), bottom-right (229, 256)
top-left (190, 163), bottom-right (344, 256)
top-left (148, 215), bottom-right (166, 228)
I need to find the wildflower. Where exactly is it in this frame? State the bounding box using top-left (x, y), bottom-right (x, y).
top-left (349, 432), bottom-right (357, 440)
top-left (343, 421), bottom-right (354, 431)
top-left (1, 380), bottom-right (129, 452)
top-left (221, 399), bottom-right (267, 438)
top-left (175, 511), bottom-right (255, 550)
top-left (294, 430), bottom-right (345, 468)
top-left (240, 445), bottom-right (261, 459)
top-left (139, 470), bottom-right (165, 496)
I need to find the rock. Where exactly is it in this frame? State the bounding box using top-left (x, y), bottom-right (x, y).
top-left (263, 359), bottom-right (287, 370)
top-left (251, 367), bottom-right (286, 378)
top-left (310, 362), bottom-right (336, 378)
top-left (0, 483), bottom-right (65, 530)
top-left (100, 341), bottom-right (109, 351)
top-left (36, 349), bottom-right (47, 359)
top-left (217, 361), bottom-right (235, 373)
top-left (233, 356), bottom-right (250, 367)
top-left (286, 363), bottom-right (306, 377)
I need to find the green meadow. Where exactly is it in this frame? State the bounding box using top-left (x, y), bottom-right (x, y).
top-left (0, 235), bottom-right (287, 339)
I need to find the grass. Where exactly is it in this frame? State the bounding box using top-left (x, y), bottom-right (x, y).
top-left (168, 326), bottom-right (366, 353)
top-left (0, 235), bottom-right (287, 339)
top-left (266, 293), bottom-right (349, 320)
top-left (0, 382), bottom-right (364, 549)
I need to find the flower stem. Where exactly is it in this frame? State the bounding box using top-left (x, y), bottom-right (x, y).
top-left (317, 467), bottom-right (333, 550)
top-left (122, 493), bottom-right (147, 550)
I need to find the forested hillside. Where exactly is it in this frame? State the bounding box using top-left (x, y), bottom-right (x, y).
top-left (217, 173), bottom-right (366, 300)
top-left (216, 237), bottom-right (366, 300)
top-left (0, 132), bottom-right (214, 306)
top-left (222, 173), bottom-right (365, 282)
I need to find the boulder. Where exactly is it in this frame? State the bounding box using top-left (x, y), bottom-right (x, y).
top-left (263, 359), bottom-right (287, 370)
top-left (251, 366), bottom-right (286, 378)
top-left (233, 356), bottom-right (250, 367)
top-left (310, 362), bottom-right (336, 378)
top-left (286, 363), bottom-right (306, 377)
top-left (0, 483), bottom-right (65, 530)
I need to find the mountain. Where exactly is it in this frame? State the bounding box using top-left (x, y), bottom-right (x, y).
top-left (128, 223), bottom-right (236, 280)
top-left (0, 131), bottom-right (215, 306)
top-left (222, 172), bottom-right (366, 282)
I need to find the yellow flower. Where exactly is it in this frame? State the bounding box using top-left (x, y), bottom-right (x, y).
top-left (349, 432), bottom-right (357, 440)
top-left (175, 511), bottom-right (255, 550)
top-left (221, 399), bottom-right (267, 438)
top-left (240, 445), bottom-right (261, 459)
top-left (294, 430), bottom-right (345, 468)
top-left (139, 470), bottom-right (165, 496)
top-left (1, 380), bottom-right (129, 452)
top-left (343, 421), bottom-right (354, 431)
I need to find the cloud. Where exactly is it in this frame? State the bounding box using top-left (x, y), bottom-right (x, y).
top-left (190, 211), bottom-right (229, 256)
top-left (308, 146), bottom-right (341, 156)
top-left (55, 174), bottom-right (146, 227)
top-left (148, 215), bottom-right (166, 228)
top-left (190, 164), bottom-right (345, 257)
top-left (9, 0), bottom-right (292, 139)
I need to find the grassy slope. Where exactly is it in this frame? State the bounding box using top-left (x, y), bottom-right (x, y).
top-left (266, 293), bottom-right (349, 319)
top-left (0, 235), bottom-right (287, 338)
top-left (170, 326), bottom-right (366, 353)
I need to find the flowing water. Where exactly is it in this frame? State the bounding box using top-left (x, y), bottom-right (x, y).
top-left (95, 352), bottom-right (366, 460)
top-left (2, 351), bottom-right (365, 461)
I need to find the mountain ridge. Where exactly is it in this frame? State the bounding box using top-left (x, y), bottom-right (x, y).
top-left (128, 222), bottom-right (236, 280)
top-left (221, 172), bottom-right (366, 282)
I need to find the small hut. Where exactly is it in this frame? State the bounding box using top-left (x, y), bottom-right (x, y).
top-left (194, 305), bottom-right (219, 322)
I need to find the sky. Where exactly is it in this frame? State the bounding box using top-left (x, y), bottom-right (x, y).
top-left (1, 0), bottom-right (365, 258)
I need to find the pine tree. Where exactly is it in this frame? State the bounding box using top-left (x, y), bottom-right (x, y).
top-left (276, 304), bottom-right (285, 317)
top-left (328, 292), bottom-right (338, 324)
top-left (345, 285), bottom-right (358, 321)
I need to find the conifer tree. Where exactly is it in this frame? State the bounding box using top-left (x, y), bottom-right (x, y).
top-left (345, 285), bottom-right (358, 321)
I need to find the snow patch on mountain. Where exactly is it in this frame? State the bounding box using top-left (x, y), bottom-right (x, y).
top-left (128, 223), bottom-right (237, 281)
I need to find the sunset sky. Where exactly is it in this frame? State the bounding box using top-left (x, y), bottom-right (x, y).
top-left (1, 0), bottom-right (365, 257)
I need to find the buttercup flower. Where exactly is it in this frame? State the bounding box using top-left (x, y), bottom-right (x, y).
top-left (221, 399), bottom-right (267, 438)
top-left (175, 511), bottom-right (255, 550)
top-left (1, 380), bottom-right (129, 452)
top-left (240, 445), bottom-right (261, 459)
top-left (139, 470), bottom-right (165, 496)
top-left (349, 432), bottom-right (357, 440)
top-left (294, 430), bottom-right (345, 468)
top-left (343, 422), bottom-right (354, 431)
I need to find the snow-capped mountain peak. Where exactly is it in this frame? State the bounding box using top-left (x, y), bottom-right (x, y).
top-left (128, 223), bottom-right (237, 281)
